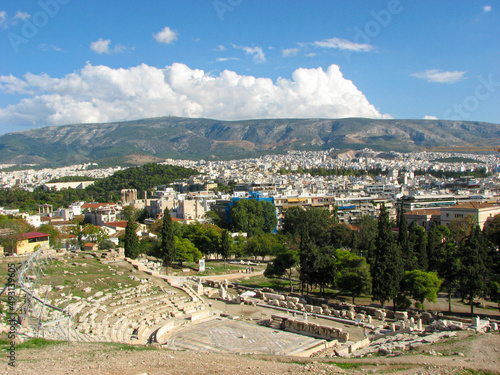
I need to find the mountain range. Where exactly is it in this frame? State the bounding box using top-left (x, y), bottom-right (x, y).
top-left (0, 117), bottom-right (498, 166)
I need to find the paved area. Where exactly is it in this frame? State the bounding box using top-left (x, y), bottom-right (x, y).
top-left (164, 317), bottom-right (324, 355)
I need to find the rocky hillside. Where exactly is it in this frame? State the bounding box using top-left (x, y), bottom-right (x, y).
top-left (0, 117), bottom-right (499, 166)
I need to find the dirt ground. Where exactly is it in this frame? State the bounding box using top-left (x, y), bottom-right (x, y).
top-left (1, 330), bottom-right (499, 375)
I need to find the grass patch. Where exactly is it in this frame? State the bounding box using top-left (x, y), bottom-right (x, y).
top-left (13, 338), bottom-right (65, 350)
top-left (457, 370), bottom-right (497, 375)
top-left (328, 362), bottom-right (365, 370)
top-left (194, 260), bottom-right (266, 277)
top-left (102, 342), bottom-right (160, 351)
top-left (377, 366), bottom-right (414, 374)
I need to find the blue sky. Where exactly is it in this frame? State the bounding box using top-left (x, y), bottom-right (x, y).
top-left (0, 0), bottom-right (498, 135)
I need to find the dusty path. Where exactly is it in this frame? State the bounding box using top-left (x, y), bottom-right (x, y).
top-left (2, 331), bottom-right (499, 375)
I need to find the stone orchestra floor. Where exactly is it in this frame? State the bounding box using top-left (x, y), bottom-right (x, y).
top-left (164, 317), bottom-right (324, 355)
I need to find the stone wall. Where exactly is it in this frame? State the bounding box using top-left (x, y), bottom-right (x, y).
top-left (270, 315), bottom-right (349, 342)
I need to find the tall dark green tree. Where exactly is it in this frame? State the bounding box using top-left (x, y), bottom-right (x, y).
top-left (124, 219), bottom-right (140, 259)
top-left (435, 241), bottom-right (458, 312)
top-left (160, 209), bottom-right (176, 274)
top-left (410, 225), bottom-right (428, 271)
top-left (282, 206), bottom-right (335, 294)
top-left (427, 224), bottom-right (448, 272)
top-left (220, 229), bottom-right (232, 269)
top-left (356, 215), bottom-right (377, 261)
top-left (371, 205), bottom-right (404, 309)
top-left (458, 225), bottom-right (489, 314)
top-left (398, 206), bottom-right (416, 271)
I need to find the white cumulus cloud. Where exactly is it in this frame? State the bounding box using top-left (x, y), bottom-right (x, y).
top-left (423, 115), bottom-right (438, 120)
top-left (412, 69), bottom-right (466, 84)
top-left (40, 44), bottom-right (64, 52)
top-left (0, 11), bottom-right (8, 28)
top-left (14, 11), bottom-right (30, 20)
top-left (483, 5), bottom-right (492, 12)
top-left (153, 26), bottom-right (178, 44)
top-left (232, 44), bottom-right (266, 63)
top-left (90, 38), bottom-right (111, 54)
top-left (313, 37), bottom-right (374, 52)
top-left (0, 63), bottom-right (390, 129)
top-left (90, 38), bottom-right (128, 54)
top-left (282, 48), bottom-right (299, 57)
top-left (216, 57), bottom-right (239, 62)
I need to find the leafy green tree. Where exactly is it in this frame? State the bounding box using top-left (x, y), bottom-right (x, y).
top-left (38, 224), bottom-right (63, 248)
top-left (121, 206), bottom-right (146, 222)
top-left (204, 210), bottom-right (226, 228)
top-left (139, 237), bottom-right (160, 257)
top-left (229, 198), bottom-right (277, 236)
top-left (184, 222), bottom-right (222, 257)
top-left (0, 216), bottom-right (35, 252)
top-left (98, 239), bottom-right (116, 250)
top-left (71, 223), bottom-right (108, 248)
top-left (401, 270), bottom-right (443, 310)
top-left (230, 233), bottom-right (247, 258)
top-left (264, 249), bottom-right (299, 292)
top-left (311, 246), bottom-right (337, 295)
top-left (160, 209), bottom-right (176, 274)
top-left (283, 206), bottom-right (334, 246)
top-left (330, 224), bottom-right (357, 250)
top-left (124, 219), bottom-right (140, 259)
top-left (175, 236), bottom-right (202, 265)
top-left (243, 233), bottom-right (280, 261)
top-left (371, 205), bottom-right (404, 309)
top-left (335, 249), bottom-right (372, 304)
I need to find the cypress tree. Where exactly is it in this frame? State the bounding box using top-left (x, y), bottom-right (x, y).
top-left (459, 225), bottom-right (489, 315)
top-left (124, 219), bottom-right (140, 259)
top-left (412, 226), bottom-right (428, 271)
top-left (160, 209), bottom-right (176, 274)
top-left (220, 229), bottom-right (231, 270)
top-left (398, 205), bottom-right (415, 271)
top-left (372, 205), bottom-right (404, 309)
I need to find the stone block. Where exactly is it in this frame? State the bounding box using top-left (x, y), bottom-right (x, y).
top-left (394, 311), bottom-right (408, 320)
top-left (263, 292), bottom-right (285, 301)
top-left (311, 306), bottom-right (323, 314)
top-left (355, 313), bottom-right (366, 322)
top-left (286, 296), bottom-right (300, 304)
